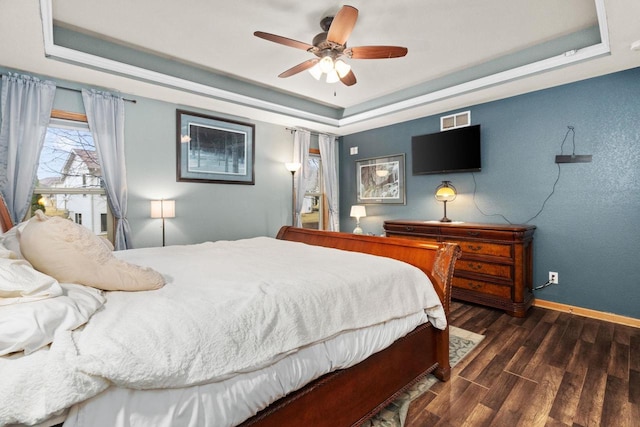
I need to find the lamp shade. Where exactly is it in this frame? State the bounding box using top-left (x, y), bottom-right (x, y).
top-left (350, 205), bottom-right (367, 219)
top-left (435, 181), bottom-right (457, 202)
top-left (150, 200), bottom-right (176, 219)
top-left (284, 162), bottom-right (301, 172)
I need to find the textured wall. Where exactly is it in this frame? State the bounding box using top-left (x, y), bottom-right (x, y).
top-left (340, 67), bottom-right (640, 318)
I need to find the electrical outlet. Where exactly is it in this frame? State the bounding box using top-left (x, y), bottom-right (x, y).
top-left (549, 271), bottom-right (559, 284)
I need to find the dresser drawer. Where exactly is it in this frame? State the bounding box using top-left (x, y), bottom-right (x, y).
top-left (386, 233), bottom-right (438, 244)
top-left (455, 260), bottom-right (512, 279)
top-left (441, 227), bottom-right (519, 241)
top-left (453, 277), bottom-right (511, 299)
top-left (451, 240), bottom-right (512, 258)
top-left (384, 223), bottom-right (439, 236)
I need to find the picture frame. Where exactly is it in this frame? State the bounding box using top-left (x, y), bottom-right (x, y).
top-left (177, 109), bottom-right (255, 184)
top-left (356, 154), bottom-right (406, 204)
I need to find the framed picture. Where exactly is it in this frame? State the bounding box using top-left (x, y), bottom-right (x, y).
top-left (177, 110), bottom-right (255, 184)
top-left (356, 154), bottom-right (406, 204)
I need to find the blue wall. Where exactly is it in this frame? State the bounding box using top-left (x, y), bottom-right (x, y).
top-left (340, 67), bottom-right (640, 319)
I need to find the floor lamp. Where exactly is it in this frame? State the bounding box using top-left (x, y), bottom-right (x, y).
top-left (285, 162), bottom-right (301, 226)
top-left (150, 199), bottom-right (176, 246)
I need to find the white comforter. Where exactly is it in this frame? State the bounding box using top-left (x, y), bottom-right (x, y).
top-left (0, 237), bottom-right (445, 426)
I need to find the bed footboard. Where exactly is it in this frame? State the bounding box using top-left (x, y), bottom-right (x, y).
top-left (270, 226), bottom-right (461, 426)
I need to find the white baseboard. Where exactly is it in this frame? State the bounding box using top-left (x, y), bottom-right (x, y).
top-left (534, 299), bottom-right (640, 328)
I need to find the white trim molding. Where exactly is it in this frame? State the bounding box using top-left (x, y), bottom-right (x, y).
top-left (39, 0), bottom-right (611, 132)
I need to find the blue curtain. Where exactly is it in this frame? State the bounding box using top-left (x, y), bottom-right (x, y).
top-left (82, 89), bottom-right (132, 250)
top-left (0, 73), bottom-right (56, 224)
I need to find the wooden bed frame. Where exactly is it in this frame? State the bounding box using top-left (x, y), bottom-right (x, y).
top-left (240, 226), bottom-right (461, 427)
top-left (0, 196), bottom-right (460, 426)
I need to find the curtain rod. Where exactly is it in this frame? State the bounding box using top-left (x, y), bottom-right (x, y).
top-left (286, 127), bottom-right (338, 138)
top-left (57, 85), bottom-right (137, 103)
top-left (2, 74), bottom-right (137, 103)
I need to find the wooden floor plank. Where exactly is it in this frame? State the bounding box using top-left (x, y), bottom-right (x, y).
top-left (601, 375), bottom-right (632, 427)
top-left (489, 374), bottom-right (537, 426)
top-left (565, 339), bottom-right (593, 378)
top-left (459, 403), bottom-right (496, 427)
top-left (549, 316), bottom-right (584, 370)
top-left (629, 332), bottom-right (640, 372)
top-left (607, 340), bottom-right (629, 379)
top-left (548, 371), bottom-right (585, 424)
top-left (403, 303), bottom-right (640, 426)
top-left (629, 369), bottom-right (640, 404)
top-left (573, 367), bottom-right (607, 427)
top-left (516, 365), bottom-right (564, 427)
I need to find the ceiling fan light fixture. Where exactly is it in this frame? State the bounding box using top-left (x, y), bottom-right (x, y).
top-left (254, 5), bottom-right (407, 87)
top-left (319, 55), bottom-right (335, 73)
top-left (326, 69), bottom-right (340, 83)
top-left (334, 59), bottom-right (351, 78)
top-left (308, 63), bottom-right (322, 80)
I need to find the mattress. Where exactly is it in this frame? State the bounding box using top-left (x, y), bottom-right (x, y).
top-left (62, 311), bottom-right (428, 427)
top-left (1, 237), bottom-right (445, 425)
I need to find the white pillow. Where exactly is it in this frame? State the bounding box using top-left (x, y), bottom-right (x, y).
top-left (0, 220), bottom-right (29, 260)
top-left (20, 211), bottom-right (165, 291)
top-left (0, 282), bottom-right (105, 355)
top-left (0, 255), bottom-right (63, 306)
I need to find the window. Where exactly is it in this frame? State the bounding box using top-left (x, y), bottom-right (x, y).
top-left (33, 110), bottom-right (112, 241)
top-left (300, 152), bottom-right (324, 230)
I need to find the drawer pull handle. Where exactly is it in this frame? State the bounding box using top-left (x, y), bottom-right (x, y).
top-left (467, 245), bottom-right (483, 251)
top-left (468, 282), bottom-right (483, 290)
top-left (467, 263), bottom-right (484, 271)
top-left (405, 226), bottom-right (414, 231)
top-left (467, 231), bottom-right (480, 236)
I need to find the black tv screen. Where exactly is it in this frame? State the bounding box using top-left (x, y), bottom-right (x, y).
top-left (411, 125), bottom-right (481, 175)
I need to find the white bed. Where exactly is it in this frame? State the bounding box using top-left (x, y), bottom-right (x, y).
top-left (0, 223), bottom-right (449, 427)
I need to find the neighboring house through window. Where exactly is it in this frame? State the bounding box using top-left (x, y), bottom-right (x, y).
top-left (33, 110), bottom-right (112, 241)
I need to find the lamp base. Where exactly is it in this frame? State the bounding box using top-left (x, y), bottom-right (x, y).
top-left (439, 217), bottom-right (452, 223)
top-left (353, 226), bottom-right (363, 234)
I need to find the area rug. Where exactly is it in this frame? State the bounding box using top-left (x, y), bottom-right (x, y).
top-left (361, 326), bottom-right (485, 427)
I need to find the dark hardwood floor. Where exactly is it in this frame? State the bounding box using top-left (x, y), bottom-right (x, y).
top-left (405, 301), bottom-right (640, 426)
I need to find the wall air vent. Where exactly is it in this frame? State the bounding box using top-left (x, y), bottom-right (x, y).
top-left (440, 111), bottom-right (470, 131)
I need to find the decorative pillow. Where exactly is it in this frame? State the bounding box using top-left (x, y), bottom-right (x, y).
top-left (20, 211), bottom-right (165, 291)
top-left (0, 282), bottom-right (105, 355)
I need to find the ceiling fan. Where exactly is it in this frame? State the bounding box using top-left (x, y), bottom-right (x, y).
top-left (254, 5), bottom-right (408, 86)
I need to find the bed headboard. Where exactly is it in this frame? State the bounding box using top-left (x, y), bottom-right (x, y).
top-left (276, 226), bottom-right (460, 314)
top-left (0, 193), bottom-right (13, 233)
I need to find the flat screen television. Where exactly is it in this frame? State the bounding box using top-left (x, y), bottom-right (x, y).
top-left (411, 124), bottom-right (481, 175)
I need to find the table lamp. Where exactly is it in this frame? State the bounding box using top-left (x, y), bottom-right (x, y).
top-left (350, 205), bottom-right (367, 234)
top-left (434, 181), bottom-right (456, 222)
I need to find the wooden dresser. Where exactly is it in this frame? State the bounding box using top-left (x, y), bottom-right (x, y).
top-left (384, 220), bottom-right (536, 317)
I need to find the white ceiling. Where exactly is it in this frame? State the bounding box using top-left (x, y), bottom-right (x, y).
top-left (2, 0), bottom-right (640, 135)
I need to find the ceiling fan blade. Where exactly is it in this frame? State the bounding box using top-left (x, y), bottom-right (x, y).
top-left (254, 31), bottom-right (314, 51)
top-left (349, 46), bottom-right (408, 59)
top-left (278, 59), bottom-right (319, 78)
top-left (327, 5), bottom-right (358, 45)
top-left (340, 69), bottom-right (357, 86)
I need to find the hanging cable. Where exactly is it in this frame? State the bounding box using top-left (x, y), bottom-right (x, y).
top-left (472, 126), bottom-right (573, 224)
top-left (471, 172), bottom-right (513, 224)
